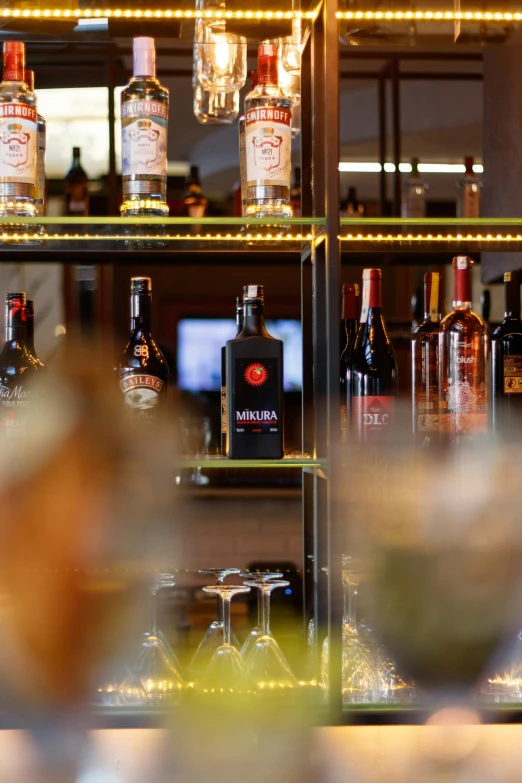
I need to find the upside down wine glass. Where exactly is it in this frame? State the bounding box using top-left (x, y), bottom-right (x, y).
top-left (201, 584), bottom-right (251, 691)
top-left (240, 572), bottom-right (284, 657)
top-left (190, 568), bottom-right (241, 677)
top-left (243, 580), bottom-right (297, 689)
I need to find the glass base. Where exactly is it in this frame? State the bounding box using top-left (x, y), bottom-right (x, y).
top-left (244, 200), bottom-right (293, 219)
top-left (121, 198), bottom-right (169, 218)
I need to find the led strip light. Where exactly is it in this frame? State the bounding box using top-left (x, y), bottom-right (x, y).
top-left (337, 9), bottom-right (522, 21)
top-left (341, 232), bottom-right (522, 242)
top-left (0, 7), bottom-right (317, 19)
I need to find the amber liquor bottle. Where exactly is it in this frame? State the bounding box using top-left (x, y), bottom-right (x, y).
top-left (65, 147), bottom-right (89, 216)
top-left (412, 272), bottom-right (442, 443)
top-left (491, 270), bottom-right (522, 434)
top-left (439, 256), bottom-right (487, 440)
top-left (117, 277), bottom-right (169, 420)
top-left (226, 285), bottom-right (283, 458)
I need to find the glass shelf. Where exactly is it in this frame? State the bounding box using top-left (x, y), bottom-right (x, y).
top-left (177, 454), bottom-right (325, 468)
top-left (0, 217), bottom-right (323, 258)
top-left (340, 218), bottom-right (522, 253)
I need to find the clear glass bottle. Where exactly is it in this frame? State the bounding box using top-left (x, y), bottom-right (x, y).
top-left (244, 44), bottom-right (292, 219)
top-left (401, 157), bottom-right (426, 219)
top-left (0, 42), bottom-right (37, 218)
top-left (458, 156), bottom-right (481, 218)
top-left (24, 70), bottom-right (45, 217)
top-left (64, 147), bottom-right (89, 216)
top-left (412, 272), bottom-right (442, 444)
top-left (121, 38), bottom-right (169, 218)
top-left (439, 256), bottom-right (488, 441)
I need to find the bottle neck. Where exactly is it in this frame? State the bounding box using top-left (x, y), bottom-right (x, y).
top-left (505, 279), bottom-right (521, 319)
top-left (131, 292), bottom-right (152, 332)
top-left (342, 294), bottom-right (358, 321)
top-left (258, 58), bottom-right (278, 86)
top-left (25, 312), bottom-right (35, 353)
top-left (423, 274), bottom-right (441, 322)
top-left (236, 308), bottom-right (244, 336)
top-left (133, 48), bottom-right (155, 79)
top-left (3, 52), bottom-right (24, 82)
top-left (5, 301), bottom-right (26, 343)
top-left (360, 276), bottom-right (381, 323)
top-left (241, 301), bottom-right (267, 336)
top-left (453, 266), bottom-right (472, 307)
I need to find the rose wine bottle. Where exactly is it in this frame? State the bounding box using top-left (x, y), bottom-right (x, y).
top-left (340, 283), bottom-right (359, 443)
top-left (351, 269), bottom-right (397, 442)
top-left (439, 256), bottom-right (487, 440)
top-left (117, 277), bottom-right (169, 420)
top-left (225, 285), bottom-right (283, 458)
top-left (221, 295), bottom-right (244, 455)
top-left (412, 272), bottom-right (442, 444)
top-left (491, 270), bottom-right (522, 434)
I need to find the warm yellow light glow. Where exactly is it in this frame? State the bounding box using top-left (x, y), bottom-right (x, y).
top-left (336, 8), bottom-right (522, 21)
top-left (341, 233), bottom-right (522, 242)
top-left (0, 6), bottom-right (316, 19)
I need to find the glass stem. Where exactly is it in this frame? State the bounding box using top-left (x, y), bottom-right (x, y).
top-left (217, 575), bottom-right (224, 623)
top-left (256, 587), bottom-right (261, 627)
top-left (261, 586), bottom-right (271, 636)
top-left (222, 595), bottom-right (231, 645)
top-left (151, 589), bottom-right (158, 635)
top-left (343, 582), bottom-right (357, 627)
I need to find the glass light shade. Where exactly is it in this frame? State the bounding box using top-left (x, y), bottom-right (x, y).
top-left (195, 21), bottom-right (247, 93)
top-left (280, 19), bottom-right (303, 75)
top-left (193, 79), bottom-right (240, 125)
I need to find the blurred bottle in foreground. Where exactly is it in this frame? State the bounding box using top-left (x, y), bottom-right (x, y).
top-left (457, 156), bottom-right (481, 218)
top-left (492, 270), bottom-right (522, 435)
top-left (184, 165), bottom-right (208, 218)
top-left (65, 147), bottom-right (89, 216)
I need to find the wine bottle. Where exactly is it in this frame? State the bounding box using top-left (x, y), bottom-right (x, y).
top-left (65, 147), bottom-right (89, 216)
top-left (439, 256), bottom-right (487, 440)
top-left (121, 37), bottom-right (169, 218)
top-left (25, 299), bottom-right (46, 370)
top-left (0, 293), bottom-right (40, 435)
top-left (458, 156), bottom-right (481, 218)
top-left (340, 282), bottom-right (359, 443)
top-left (117, 277), bottom-right (169, 420)
top-left (352, 269), bottom-right (397, 442)
top-left (491, 270), bottom-right (522, 434)
top-left (226, 285), bottom-right (283, 458)
top-left (221, 295), bottom-right (244, 455)
top-left (412, 272), bottom-right (441, 443)
top-left (184, 165), bottom-right (208, 218)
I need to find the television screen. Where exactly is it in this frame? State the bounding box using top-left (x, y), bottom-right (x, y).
top-left (177, 318), bottom-right (302, 392)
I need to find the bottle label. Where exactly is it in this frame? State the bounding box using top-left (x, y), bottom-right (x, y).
top-left (245, 107), bottom-right (291, 187)
top-left (340, 402), bottom-right (347, 442)
top-left (360, 279), bottom-right (370, 323)
top-left (221, 385), bottom-right (227, 433)
top-left (233, 359), bottom-right (281, 435)
top-left (120, 374), bottom-right (165, 417)
top-left (0, 104), bottom-right (37, 185)
top-left (503, 355), bottom-right (522, 394)
top-left (352, 396), bottom-right (395, 442)
top-left (429, 275), bottom-right (439, 323)
top-left (122, 100), bottom-right (168, 177)
top-left (440, 337), bottom-right (487, 434)
top-left (0, 383), bottom-right (34, 436)
top-left (462, 184), bottom-right (480, 218)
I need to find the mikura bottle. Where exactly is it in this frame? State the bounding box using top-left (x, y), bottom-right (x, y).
top-left (24, 70), bottom-right (46, 216)
top-left (351, 269), bottom-right (397, 442)
top-left (226, 285), bottom-right (283, 458)
top-left (340, 283), bottom-right (359, 443)
top-left (491, 270), bottom-right (522, 434)
top-left (412, 272), bottom-right (442, 442)
top-left (221, 295), bottom-right (244, 454)
top-left (117, 277), bottom-right (169, 420)
top-left (244, 45), bottom-right (292, 219)
top-left (439, 256), bottom-right (488, 440)
top-left (121, 37), bottom-right (169, 217)
top-left (25, 299), bottom-right (46, 370)
top-left (0, 42), bottom-right (37, 217)
top-left (0, 293), bottom-right (40, 434)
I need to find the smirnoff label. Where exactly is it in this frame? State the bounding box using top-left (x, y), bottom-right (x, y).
top-left (233, 359), bottom-right (281, 435)
top-left (245, 107), bottom-right (291, 188)
top-left (121, 99), bottom-right (168, 177)
top-left (120, 373), bottom-right (165, 418)
top-left (352, 396), bottom-right (395, 442)
top-left (0, 104), bottom-right (37, 184)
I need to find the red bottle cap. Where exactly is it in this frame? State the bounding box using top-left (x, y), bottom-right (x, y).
top-left (24, 69), bottom-right (34, 90)
top-left (258, 44), bottom-right (278, 85)
top-left (342, 283), bottom-right (359, 320)
top-left (3, 41), bottom-right (25, 82)
top-left (464, 156), bottom-right (474, 175)
top-left (360, 269), bottom-right (382, 322)
top-left (452, 256), bottom-right (473, 303)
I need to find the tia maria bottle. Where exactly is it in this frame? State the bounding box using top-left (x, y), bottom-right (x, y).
top-left (491, 270), bottom-right (522, 434)
top-left (0, 292), bottom-right (40, 434)
top-left (226, 285), bottom-right (283, 458)
top-left (439, 256), bottom-right (487, 440)
top-left (351, 269), bottom-right (397, 442)
top-left (117, 277), bottom-right (168, 420)
top-left (412, 272), bottom-right (442, 442)
top-left (340, 282), bottom-right (359, 443)
top-left (221, 295), bottom-right (244, 455)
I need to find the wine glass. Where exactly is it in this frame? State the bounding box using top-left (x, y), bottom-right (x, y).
top-left (180, 417), bottom-right (212, 485)
top-left (239, 572), bottom-right (285, 657)
top-left (121, 571), bottom-right (184, 705)
top-left (243, 580), bottom-right (297, 690)
top-left (200, 585), bottom-right (251, 691)
top-left (190, 568), bottom-right (241, 677)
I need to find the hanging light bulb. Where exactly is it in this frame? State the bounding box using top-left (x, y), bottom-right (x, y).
top-left (193, 0), bottom-right (247, 93)
top-left (280, 18), bottom-right (302, 75)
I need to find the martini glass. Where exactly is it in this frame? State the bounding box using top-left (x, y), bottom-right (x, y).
top-left (122, 571), bottom-right (184, 705)
top-left (200, 584), bottom-right (251, 690)
top-left (240, 572), bottom-right (284, 657)
top-left (190, 568), bottom-right (241, 677)
top-left (243, 580), bottom-right (297, 689)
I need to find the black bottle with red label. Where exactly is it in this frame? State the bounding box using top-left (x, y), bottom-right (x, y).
top-left (226, 285), bottom-right (284, 458)
top-left (351, 268), bottom-right (397, 442)
top-left (491, 269), bottom-right (522, 434)
top-left (117, 276), bottom-right (169, 420)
